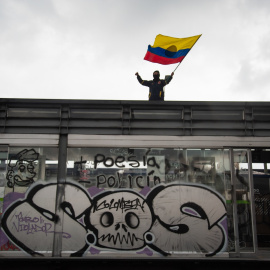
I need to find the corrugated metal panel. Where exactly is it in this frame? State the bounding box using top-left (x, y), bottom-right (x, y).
top-left (1, 99), bottom-right (270, 137)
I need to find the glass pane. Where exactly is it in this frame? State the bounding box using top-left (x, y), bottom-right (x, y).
top-left (0, 148), bottom-right (9, 251)
top-left (233, 150), bottom-right (254, 251)
top-left (67, 148), bottom-right (190, 190)
top-left (0, 147), bottom-right (58, 255)
top-left (252, 149), bottom-right (270, 249)
top-left (223, 150), bottom-right (236, 252)
top-left (186, 149), bottom-right (226, 193)
top-left (66, 147), bottom-right (228, 257)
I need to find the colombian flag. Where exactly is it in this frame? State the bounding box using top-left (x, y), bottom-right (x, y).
top-left (144, 34), bottom-right (201, 65)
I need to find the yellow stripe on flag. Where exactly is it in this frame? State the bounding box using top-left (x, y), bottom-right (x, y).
top-left (152, 34), bottom-right (201, 52)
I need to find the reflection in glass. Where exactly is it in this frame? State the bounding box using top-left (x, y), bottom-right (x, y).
top-left (67, 148), bottom-right (228, 194)
top-left (252, 149), bottom-right (270, 249)
top-left (233, 150), bottom-right (254, 252)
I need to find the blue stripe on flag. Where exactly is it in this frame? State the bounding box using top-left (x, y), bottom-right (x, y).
top-left (147, 45), bottom-right (190, 59)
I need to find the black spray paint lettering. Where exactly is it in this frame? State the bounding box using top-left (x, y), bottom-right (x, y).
top-left (6, 149), bottom-right (39, 188)
top-left (96, 171), bottom-right (160, 189)
top-left (94, 154), bottom-right (159, 169)
top-left (99, 232), bottom-right (141, 246)
top-left (93, 197), bottom-right (145, 213)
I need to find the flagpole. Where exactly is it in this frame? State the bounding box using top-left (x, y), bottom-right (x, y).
top-left (173, 62), bottom-right (181, 73)
top-left (172, 34), bottom-right (202, 74)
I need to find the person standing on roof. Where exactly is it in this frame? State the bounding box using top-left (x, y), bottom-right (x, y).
top-left (135, 70), bottom-right (174, 101)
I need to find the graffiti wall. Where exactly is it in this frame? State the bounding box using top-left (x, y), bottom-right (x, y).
top-left (0, 147), bottom-right (229, 258)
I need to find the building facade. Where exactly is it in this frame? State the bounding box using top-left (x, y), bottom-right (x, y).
top-left (0, 98), bottom-right (270, 261)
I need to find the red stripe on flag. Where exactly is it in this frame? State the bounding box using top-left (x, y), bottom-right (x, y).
top-left (144, 51), bottom-right (185, 65)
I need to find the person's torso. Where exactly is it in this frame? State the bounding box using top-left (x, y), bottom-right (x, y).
top-left (149, 80), bottom-right (164, 100)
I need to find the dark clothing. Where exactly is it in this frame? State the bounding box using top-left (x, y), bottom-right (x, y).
top-left (137, 75), bottom-right (173, 101)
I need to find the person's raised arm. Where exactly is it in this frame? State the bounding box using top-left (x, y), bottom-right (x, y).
top-left (165, 72), bottom-right (174, 85)
top-left (135, 72), bottom-right (149, 86)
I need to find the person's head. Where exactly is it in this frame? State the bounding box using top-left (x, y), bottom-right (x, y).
top-left (153, 70), bottom-right (160, 81)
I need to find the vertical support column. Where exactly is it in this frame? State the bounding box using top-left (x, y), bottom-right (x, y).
top-left (37, 155), bottom-right (46, 181)
top-left (247, 149), bottom-right (258, 253)
top-left (229, 148), bottom-right (240, 256)
top-left (264, 163), bottom-right (268, 174)
top-left (183, 148), bottom-right (188, 182)
top-left (52, 134), bottom-right (67, 257)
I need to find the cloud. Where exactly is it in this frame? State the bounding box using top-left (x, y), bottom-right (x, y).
top-left (1, 0), bottom-right (270, 101)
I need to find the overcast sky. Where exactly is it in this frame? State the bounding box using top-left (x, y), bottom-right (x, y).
top-left (1, 0), bottom-right (270, 102)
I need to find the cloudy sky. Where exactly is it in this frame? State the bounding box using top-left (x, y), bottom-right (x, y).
top-left (1, 0), bottom-right (270, 102)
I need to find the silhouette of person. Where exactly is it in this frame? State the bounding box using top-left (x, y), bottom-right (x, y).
top-left (135, 70), bottom-right (174, 101)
